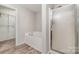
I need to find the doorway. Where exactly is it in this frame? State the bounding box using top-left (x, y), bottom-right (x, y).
top-left (0, 5), bottom-right (16, 53)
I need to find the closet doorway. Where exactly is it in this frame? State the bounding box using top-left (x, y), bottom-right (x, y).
top-left (0, 5), bottom-right (16, 53)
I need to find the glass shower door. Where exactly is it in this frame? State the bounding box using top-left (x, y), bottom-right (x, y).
top-left (51, 5), bottom-right (76, 54)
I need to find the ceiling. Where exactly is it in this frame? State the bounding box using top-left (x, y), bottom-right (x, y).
top-left (18, 4), bottom-right (41, 12)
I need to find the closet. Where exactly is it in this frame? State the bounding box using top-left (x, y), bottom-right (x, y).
top-left (0, 5), bottom-right (16, 41)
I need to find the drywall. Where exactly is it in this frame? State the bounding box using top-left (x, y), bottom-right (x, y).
top-left (35, 12), bottom-right (42, 31)
top-left (77, 5), bottom-right (79, 53)
top-left (42, 4), bottom-right (48, 53)
top-left (17, 7), bottom-right (36, 46)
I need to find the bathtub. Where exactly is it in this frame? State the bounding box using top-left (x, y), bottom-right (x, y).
top-left (25, 32), bottom-right (42, 52)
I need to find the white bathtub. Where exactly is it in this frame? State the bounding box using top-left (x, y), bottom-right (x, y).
top-left (25, 32), bottom-right (42, 52)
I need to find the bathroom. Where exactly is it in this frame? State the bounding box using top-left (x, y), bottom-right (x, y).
top-left (0, 4), bottom-right (79, 54)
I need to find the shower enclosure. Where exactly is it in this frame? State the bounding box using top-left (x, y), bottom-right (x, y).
top-left (0, 5), bottom-right (16, 45)
top-left (50, 4), bottom-right (79, 54)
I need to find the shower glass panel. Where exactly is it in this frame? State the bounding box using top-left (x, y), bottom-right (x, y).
top-left (51, 5), bottom-right (76, 54)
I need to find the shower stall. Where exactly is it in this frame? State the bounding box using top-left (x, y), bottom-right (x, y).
top-left (0, 5), bottom-right (16, 44)
top-left (49, 4), bottom-right (79, 54)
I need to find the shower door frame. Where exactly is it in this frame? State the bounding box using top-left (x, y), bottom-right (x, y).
top-left (49, 4), bottom-right (78, 54)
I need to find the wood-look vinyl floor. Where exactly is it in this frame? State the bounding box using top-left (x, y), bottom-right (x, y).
top-left (0, 39), bottom-right (41, 54)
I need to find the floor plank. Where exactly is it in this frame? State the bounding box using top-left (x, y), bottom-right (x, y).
top-left (0, 39), bottom-right (41, 54)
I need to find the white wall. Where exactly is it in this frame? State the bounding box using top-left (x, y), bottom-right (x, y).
top-left (77, 5), bottom-right (79, 53)
top-left (42, 4), bottom-right (48, 53)
top-left (17, 7), bottom-right (36, 45)
top-left (35, 12), bottom-right (42, 31)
